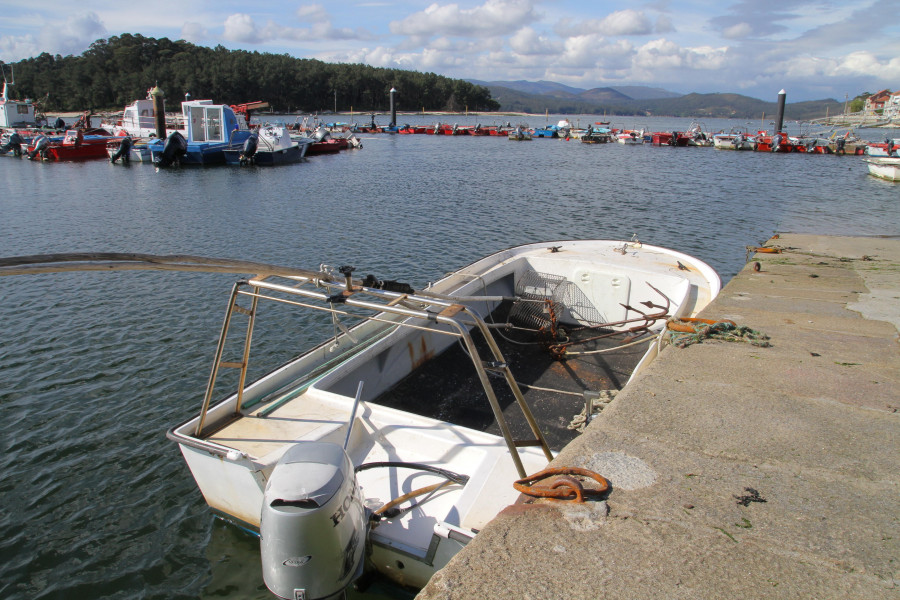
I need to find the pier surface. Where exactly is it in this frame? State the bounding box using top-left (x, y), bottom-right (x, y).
top-left (417, 233), bottom-right (899, 599)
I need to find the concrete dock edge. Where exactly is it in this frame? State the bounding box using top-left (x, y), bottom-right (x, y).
top-left (416, 233), bottom-right (900, 599)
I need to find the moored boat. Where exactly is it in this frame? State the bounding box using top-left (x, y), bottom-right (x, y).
top-left (866, 157), bottom-right (900, 181)
top-left (165, 239), bottom-right (721, 597)
top-left (508, 125), bottom-right (532, 140)
top-left (224, 123), bottom-right (309, 166)
top-left (148, 99), bottom-right (255, 166)
top-left (0, 66), bottom-right (39, 128)
top-left (712, 129), bottom-right (755, 150)
top-left (28, 128), bottom-right (117, 161)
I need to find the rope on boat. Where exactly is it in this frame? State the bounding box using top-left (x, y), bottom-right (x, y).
top-left (665, 318), bottom-right (771, 349)
top-left (567, 390), bottom-right (618, 432)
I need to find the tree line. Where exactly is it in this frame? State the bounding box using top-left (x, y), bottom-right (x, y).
top-left (4, 34), bottom-right (500, 114)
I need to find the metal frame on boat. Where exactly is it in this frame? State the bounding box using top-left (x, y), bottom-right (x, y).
top-left (165, 240), bottom-right (720, 596)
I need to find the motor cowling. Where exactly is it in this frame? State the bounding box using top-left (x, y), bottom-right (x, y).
top-left (261, 442), bottom-right (366, 600)
top-left (240, 132), bottom-right (259, 164)
top-left (156, 131), bottom-right (186, 167)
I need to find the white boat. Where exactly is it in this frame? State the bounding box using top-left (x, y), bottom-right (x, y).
top-left (615, 129), bottom-right (644, 144)
top-left (866, 157), bottom-right (900, 181)
top-left (0, 66), bottom-right (38, 128)
top-left (166, 240), bottom-right (720, 598)
top-left (712, 130), bottom-right (756, 150)
top-left (106, 136), bottom-right (153, 163)
top-left (685, 122), bottom-right (713, 147)
top-left (508, 125), bottom-right (532, 140)
top-left (224, 123), bottom-right (310, 166)
top-left (104, 95), bottom-right (187, 139)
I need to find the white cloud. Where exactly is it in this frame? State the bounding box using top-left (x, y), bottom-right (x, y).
top-left (723, 22), bottom-right (753, 39)
top-left (223, 13), bottom-right (262, 43)
top-left (180, 22), bottom-right (208, 42)
top-left (296, 4), bottom-right (329, 24)
top-left (600, 9), bottom-right (653, 36)
top-left (390, 0), bottom-right (537, 38)
top-left (509, 27), bottom-right (562, 55)
top-left (633, 38), bottom-right (684, 70)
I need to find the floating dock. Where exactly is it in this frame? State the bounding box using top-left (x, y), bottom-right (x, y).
top-left (416, 233), bottom-right (900, 599)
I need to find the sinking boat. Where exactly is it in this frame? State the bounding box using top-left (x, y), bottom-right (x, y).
top-left (165, 239), bottom-right (720, 598)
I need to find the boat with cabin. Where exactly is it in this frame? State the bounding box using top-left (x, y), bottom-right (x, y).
top-left (0, 66), bottom-right (39, 129)
top-left (148, 99), bottom-right (254, 166)
top-left (165, 239), bottom-right (721, 598)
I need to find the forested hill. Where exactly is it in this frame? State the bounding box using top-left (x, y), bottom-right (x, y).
top-left (5, 34), bottom-right (500, 114)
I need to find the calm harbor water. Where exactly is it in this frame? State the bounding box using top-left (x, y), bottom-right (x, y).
top-left (1, 114), bottom-right (898, 599)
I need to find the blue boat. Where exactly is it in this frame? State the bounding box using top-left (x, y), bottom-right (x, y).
top-left (532, 125), bottom-right (560, 138)
top-left (149, 100), bottom-right (252, 166)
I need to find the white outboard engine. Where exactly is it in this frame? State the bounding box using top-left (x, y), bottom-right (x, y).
top-left (261, 442), bottom-right (366, 600)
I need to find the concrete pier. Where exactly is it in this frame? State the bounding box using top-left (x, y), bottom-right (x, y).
top-left (417, 233), bottom-right (900, 599)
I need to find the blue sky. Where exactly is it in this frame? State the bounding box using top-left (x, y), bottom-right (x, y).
top-left (1, 0), bottom-right (897, 102)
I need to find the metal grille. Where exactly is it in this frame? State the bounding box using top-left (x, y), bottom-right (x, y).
top-left (509, 270), bottom-right (605, 330)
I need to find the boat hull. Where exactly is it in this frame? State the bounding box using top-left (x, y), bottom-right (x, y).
top-left (168, 240), bottom-right (721, 591)
top-left (867, 158), bottom-right (900, 181)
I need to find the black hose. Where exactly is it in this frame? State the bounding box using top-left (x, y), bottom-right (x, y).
top-left (355, 461), bottom-right (469, 486)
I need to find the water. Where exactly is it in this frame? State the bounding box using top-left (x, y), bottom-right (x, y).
top-left (1, 115), bottom-right (898, 600)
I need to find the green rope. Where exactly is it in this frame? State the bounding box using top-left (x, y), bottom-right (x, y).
top-left (668, 321), bottom-right (771, 349)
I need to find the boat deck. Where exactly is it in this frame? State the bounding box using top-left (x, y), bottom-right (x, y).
top-left (377, 311), bottom-right (652, 451)
top-left (206, 301), bottom-right (656, 457)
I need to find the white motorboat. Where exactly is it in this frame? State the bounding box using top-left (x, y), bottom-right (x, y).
top-left (224, 123), bottom-right (310, 166)
top-left (866, 157), bottom-right (900, 182)
top-left (712, 130), bottom-right (757, 150)
top-left (615, 129), bottom-right (645, 144)
top-left (166, 240), bottom-right (721, 598)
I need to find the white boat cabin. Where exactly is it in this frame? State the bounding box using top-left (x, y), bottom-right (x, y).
top-left (182, 100), bottom-right (249, 143)
top-left (0, 80), bottom-right (37, 128)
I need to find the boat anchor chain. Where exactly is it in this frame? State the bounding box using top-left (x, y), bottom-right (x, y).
top-left (513, 467), bottom-right (610, 502)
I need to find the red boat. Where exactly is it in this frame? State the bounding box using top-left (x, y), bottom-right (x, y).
top-left (28, 129), bottom-right (116, 161)
top-left (306, 139), bottom-right (345, 155)
top-left (651, 132), bottom-right (690, 146)
top-left (754, 132), bottom-right (800, 153)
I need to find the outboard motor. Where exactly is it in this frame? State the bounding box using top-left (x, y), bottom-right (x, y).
top-left (155, 131), bottom-right (186, 167)
top-left (261, 442), bottom-right (366, 600)
top-left (28, 134), bottom-right (50, 160)
top-left (110, 135), bottom-right (133, 164)
top-left (240, 132), bottom-right (259, 165)
top-left (1, 132), bottom-right (24, 156)
top-left (53, 117), bottom-right (66, 130)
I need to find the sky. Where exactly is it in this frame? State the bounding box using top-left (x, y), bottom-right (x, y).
top-left (0, 0), bottom-right (898, 103)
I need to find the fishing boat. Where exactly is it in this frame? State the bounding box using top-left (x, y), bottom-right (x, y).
top-left (166, 239), bottom-right (720, 598)
top-left (148, 100), bottom-right (253, 166)
top-left (865, 139), bottom-right (900, 157)
top-left (224, 123), bottom-right (310, 166)
top-left (615, 129), bottom-right (644, 145)
top-left (28, 129), bottom-right (117, 161)
top-left (712, 129), bottom-right (756, 150)
top-left (580, 126), bottom-right (614, 143)
top-left (508, 126), bottom-right (532, 141)
top-left (0, 66), bottom-right (38, 128)
top-left (866, 157), bottom-right (900, 181)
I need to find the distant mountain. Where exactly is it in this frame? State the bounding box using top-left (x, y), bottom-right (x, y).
top-left (467, 79), bottom-right (839, 119)
top-left (609, 86), bottom-right (682, 100)
top-left (468, 80), bottom-right (682, 101)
